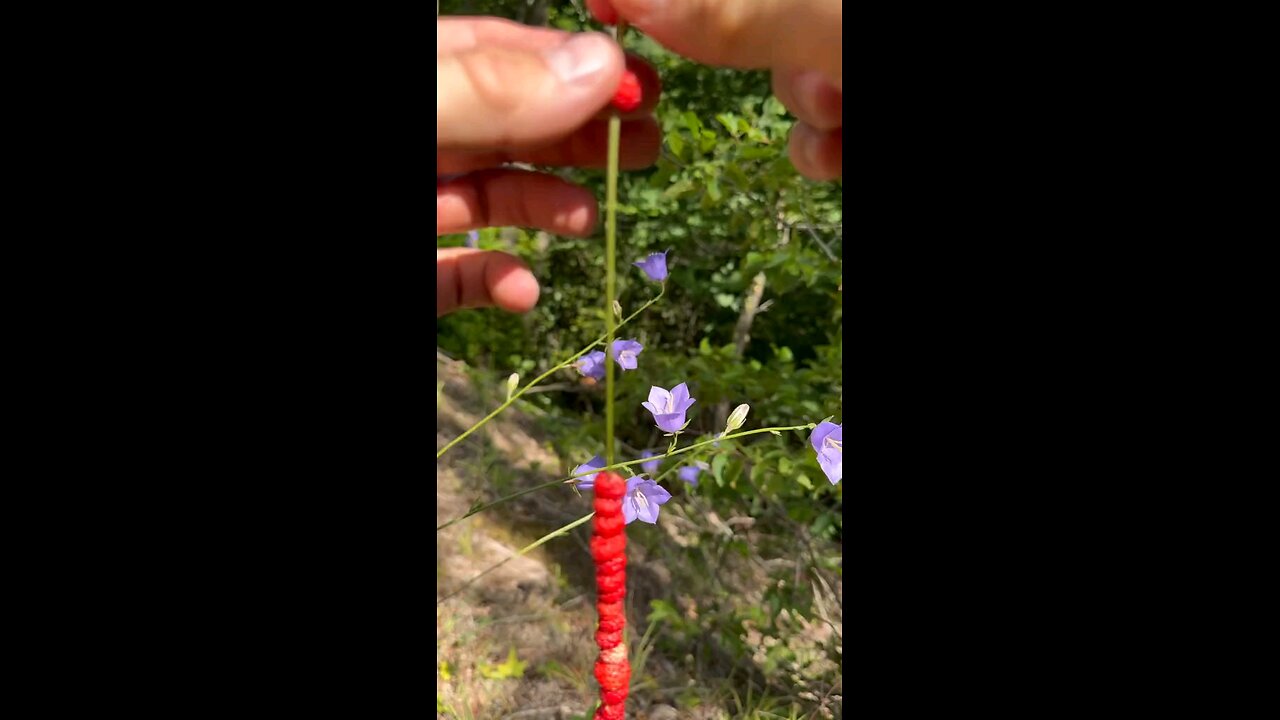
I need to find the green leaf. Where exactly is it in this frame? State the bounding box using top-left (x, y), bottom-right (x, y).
top-left (648, 163), bottom-right (676, 189)
top-left (796, 473), bottom-right (814, 490)
top-left (682, 111), bottom-right (702, 136)
top-left (667, 131), bottom-right (686, 162)
top-left (725, 163), bottom-right (751, 190)
top-left (648, 599), bottom-right (680, 623)
top-left (478, 647), bottom-right (527, 679)
top-left (811, 512), bottom-right (833, 536)
top-left (716, 113), bottom-right (740, 137)
top-left (662, 178), bottom-right (695, 199)
top-left (712, 453), bottom-right (728, 483)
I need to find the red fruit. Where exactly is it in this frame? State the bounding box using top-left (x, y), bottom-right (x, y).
top-left (594, 659), bottom-right (631, 690)
top-left (611, 70), bottom-right (642, 113)
top-left (590, 533), bottom-right (626, 563)
top-left (597, 600), bottom-right (625, 621)
top-left (596, 555), bottom-right (627, 575)
top-left (595, 703), bottom-right (625, 720)
top-left (601, 688), bottom-right (629, 705)
top-left (593, 497), bottom-right (622, 516)
top-left (593, 512), bottom-right (626, 537)
top-left (596, 628), bottom-right (623, 649)
top-left (593, 471), bottom-right (627, 499)
top-left (596, 569), bottom-right (625, 594)
top-left (590, 468), bottom-right (629, 714)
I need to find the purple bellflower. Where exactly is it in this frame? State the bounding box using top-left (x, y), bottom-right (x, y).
top-left (810, 421), bottom-right (842, 485)
top-left (639, 450), bottom-right (660, 475)
top-left (623, 476), bottom-right (672, 524)
top-left (633, 251), bottom-right (669, 282)
top-left (642, 383), bottom-right (696, 434)
top-left (678, 461), bottom-right (710, 486)
top-left (573, 455), bottom-right (607, 490)
top-left (575, 351), bottom-right (607, 380)
top-left (610, 339), bottom-right (644, 370)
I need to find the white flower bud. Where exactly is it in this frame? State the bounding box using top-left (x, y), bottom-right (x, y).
top-left (506, 373), bottom-right (519, 400)
top-left (723, 403), bottom-right (750, 435)
top-left (612, 300), bottom-right (623, 318)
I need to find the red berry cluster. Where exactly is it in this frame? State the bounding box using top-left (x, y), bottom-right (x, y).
top-left (589, 471), bottom-right (629, 719)
top-left (611, 70), bottom-right (642, 113)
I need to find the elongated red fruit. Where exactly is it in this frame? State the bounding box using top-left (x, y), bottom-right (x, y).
top-left (591, 472), bottom-right (629, 720)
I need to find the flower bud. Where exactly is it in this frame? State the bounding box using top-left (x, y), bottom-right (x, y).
top-left (723, 403), bottom-right (750, 436)
top-left (506, 373), bottom-right (519, 400)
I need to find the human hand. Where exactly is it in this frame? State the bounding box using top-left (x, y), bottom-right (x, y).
top-left (586, 0), bottom-right (841, 180)
top-left (437, 17), bottom-right (662, 317)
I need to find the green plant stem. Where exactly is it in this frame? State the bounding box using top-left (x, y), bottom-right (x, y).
top-left (436, 478), bottom-right (567, 532)
top-left (435, 288), bottom-right (663, 461)
top-left (652, 448), bottom-right (704, 485)
top-left (436, 423), bottom-right (812, 532)
top-left (605, 113), bottom-right (620, 466)
top-left (436, 512), bottom-right (595, 604)
top-left (569, 424), bottom-right (812, 480)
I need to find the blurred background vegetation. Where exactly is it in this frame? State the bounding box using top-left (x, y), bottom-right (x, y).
top-left (438, 2), bottom-right (841, 718)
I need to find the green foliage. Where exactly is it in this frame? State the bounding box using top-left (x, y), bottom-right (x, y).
top-left (477, 647), bottom-right (528, 679)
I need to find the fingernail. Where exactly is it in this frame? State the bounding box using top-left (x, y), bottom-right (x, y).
top-left (543, 33), bottom-right (614, 85)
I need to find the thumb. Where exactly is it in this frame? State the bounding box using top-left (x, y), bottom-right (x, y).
top-left (437, 32), bottom-right (625, 149)
top-left (599, 0), bottom-right (842, 82)
top-left (437, 248), bottom-right (541, 317)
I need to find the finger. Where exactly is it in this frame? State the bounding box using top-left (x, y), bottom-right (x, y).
top-left (788, 122), bottom-right (842, 181)
top-left (438, 17), bottom-right (571, 56)
top-left (437, 248), bottom-right (540, 317)
top-left (603, 0), bottom-right (841, 82)
top-left (436, 117), bottom-right (661, 174)
top-left (439, 22), bottom-right (663, 122)
top-left (586, 0), bottom-right (619, 25)
top-left (772, 68), bottom-right (843, 131)
top-left (437, 169), bottom-right (598, 236)
top-left (438, 33), bottom-right (625, 149)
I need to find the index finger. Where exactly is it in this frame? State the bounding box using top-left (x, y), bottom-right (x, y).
top-left (591, 0), bottom-right (842, 82)
top-left (438, 16), bottom-right (570, 56)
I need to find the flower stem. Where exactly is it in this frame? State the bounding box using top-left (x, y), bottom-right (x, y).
top-left (436, 477), bottom-right (567, 532)
top-left (435, 287), bottom-right (663, 461)
top-left (605, 113), bottom-right (621, 466)
top-left (438, 423), bottom-right (811, 532)
top-left (569, 424), bottom-right (813, 479)
top-left (436, 512), bottom-right (595, 604)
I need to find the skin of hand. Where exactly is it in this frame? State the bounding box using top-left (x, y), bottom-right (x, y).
top-left (437, 17), bottom-right (662, 317)
top-left (586, 0), bottom-right (841, 180)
